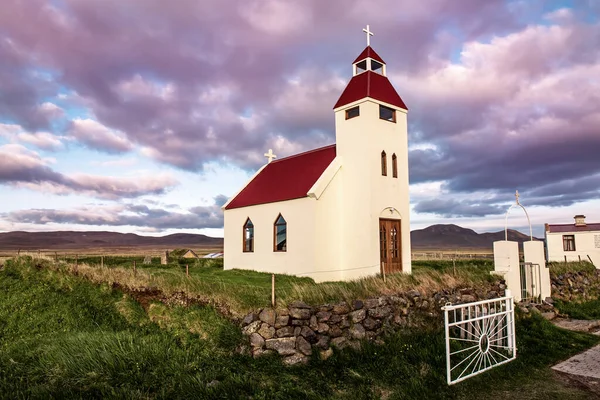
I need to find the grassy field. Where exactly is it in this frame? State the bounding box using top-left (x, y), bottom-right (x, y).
top-left (10, 254), bottom-right (500, 317)
top-left (1, 257), bottom-right (599, 399)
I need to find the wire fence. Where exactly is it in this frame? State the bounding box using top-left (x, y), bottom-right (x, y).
top-left (6, 250), bottom-right (496, 309)
top-left (412, 252), bottom-right (494, 261)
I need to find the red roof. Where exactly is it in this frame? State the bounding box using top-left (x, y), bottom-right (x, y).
top-left (334, 70), bottom-right (408, 110)
top-left (353, 46), bottom-right (385, 64)
top-left (225, 145), bottom-right (336, 210)
top-left (546, 223), bottom-right (600, 233)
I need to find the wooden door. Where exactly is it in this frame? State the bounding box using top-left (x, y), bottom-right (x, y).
top-left (379, 219), bottom-right (402, 274)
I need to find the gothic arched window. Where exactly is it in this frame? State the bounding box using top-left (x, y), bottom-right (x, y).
top-left (274, 214), bottom-right (287, 252)
top-left (381, 151), bottom-right (387, 176)
top-left (243, 218), bottom-right (254, 252)
top-left (392, 153), bottom-right (398, 178)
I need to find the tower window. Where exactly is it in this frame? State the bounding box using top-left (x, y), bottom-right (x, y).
top-left (345, 106), bottom-right (360, 119)
top-left (274, 214), bottom-right (287, 252)
top-left (243, 218), bottom-right (254, 252)
top-left (371, 60), bottom-right (383, 74)
top-left (392, 153), bottom-right (398, 178)
top-left (379, 105), bottom-right (396, 122)
top-left (356, 59), bottom-right (367, 74)
top-left (381, 151), bottom-right (387, 176)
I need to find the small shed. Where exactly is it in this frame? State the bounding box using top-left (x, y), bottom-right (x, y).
top-left (181, 249), bottom-right (199, 259)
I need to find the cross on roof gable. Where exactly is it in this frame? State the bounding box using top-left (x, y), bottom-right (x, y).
top-left (224, 145), bottom-right (336, 210)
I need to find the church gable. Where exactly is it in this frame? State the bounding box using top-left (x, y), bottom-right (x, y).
top-left (224, 145), bottom-right (336, 210)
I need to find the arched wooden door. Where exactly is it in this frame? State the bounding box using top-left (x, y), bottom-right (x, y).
top-left (379, 219), bottom-right (402, 274)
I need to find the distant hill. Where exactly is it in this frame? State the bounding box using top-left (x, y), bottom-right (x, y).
top-left (0, 231), bottom-right (223, 251)
top-left (410, 224), bottom-right (540, 250)
top-left (0, 224), bottom-right (538, 252)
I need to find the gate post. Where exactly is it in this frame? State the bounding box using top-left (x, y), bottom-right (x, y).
top-left (523, 241), bottom-right (551, 300)
top-left (493, 241), bottom-right (522, 302)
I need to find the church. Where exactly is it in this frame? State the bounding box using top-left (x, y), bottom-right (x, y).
top-left (222, 27), bottom-right (412, 282)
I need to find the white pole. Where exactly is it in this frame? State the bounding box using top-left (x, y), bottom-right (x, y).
top-left (505, 289), bottom-right (515, 353)
top-left (444, 308), bottom-right (451, 385)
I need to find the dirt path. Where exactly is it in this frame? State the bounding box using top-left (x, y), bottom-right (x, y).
top-left (552, 318), bottom-right (600, 397)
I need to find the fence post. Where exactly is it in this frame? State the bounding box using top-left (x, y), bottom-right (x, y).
top-left (186, 264), bottom-right (189, 277)
top-left (133, 260), bottom-right (136, 275)
top-left (101, 256), bottom-right (104, 269)
top-left (75, 254), bottom-right (78, 267)
top-left (271, 274), bottom-right (275, 307)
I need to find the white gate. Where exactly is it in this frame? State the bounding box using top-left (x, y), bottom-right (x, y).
top-left (442, 290), bottom-right (517, 385)
top-left (520, 262), bottom-right (542, 302)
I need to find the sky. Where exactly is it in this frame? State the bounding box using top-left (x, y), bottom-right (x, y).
top-left (0, 0), bottom-right (599, 238)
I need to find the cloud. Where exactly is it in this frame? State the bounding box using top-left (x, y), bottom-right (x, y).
top-left (3, 200), bottom-right (225, 230)
top-left (69, 118), bottom-right (134, 153)
top-left (0, 0), bottom-right (598, 220)
top-left (0, 123), bottom-right (64, 151)
top-left (0, 144), bottom-right (177, 199)
top-left (414, 198), bottom-right (505, 218)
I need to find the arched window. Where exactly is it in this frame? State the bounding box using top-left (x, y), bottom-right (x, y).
top-left (392, 153), bottom-right (398, 178)
top-left (274, 214), bottom-right (287, 252)
top-left (381, 151), bottom-right (387, 176)
top-left (243, 218), bottom-right (254, 252)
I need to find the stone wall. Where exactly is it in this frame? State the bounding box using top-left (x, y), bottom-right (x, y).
top-left (551, 269), bottom-right (600, 301)
top-left (241, 283), bottom-right (507, 365)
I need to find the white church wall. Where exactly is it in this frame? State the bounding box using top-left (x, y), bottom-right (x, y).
top-left (334, 99), bottom-right (412, 277)
top-left (312, 163), bottom-right (345, 282)
top-left (546, 231), bottom-right (600, 267)
top-left (224, 198), bottom-right (317, 277)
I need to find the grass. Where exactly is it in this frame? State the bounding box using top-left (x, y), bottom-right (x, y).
top-left (8, 254), bottom-right (501, 317)
top-left (1, 258), bottom-right (599, 398)
top-left (547, 261), bottom-right (596, 275)
top-left (554, 299), bottom-right (600, 320)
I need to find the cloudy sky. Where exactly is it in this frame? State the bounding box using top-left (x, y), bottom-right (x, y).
top-left (0, 0), bottom-right (599, 238)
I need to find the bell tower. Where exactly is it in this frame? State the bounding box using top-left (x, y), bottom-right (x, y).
top-left (332, 25), bottom-right (412, 277)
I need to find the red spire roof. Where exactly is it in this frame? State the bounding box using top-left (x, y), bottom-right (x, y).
top-left (333, 71), bottom-right (408, 110)
top-left (353, 46), bottom-right (385, 64)
top-left (225, 145), bottom-right (336, 210)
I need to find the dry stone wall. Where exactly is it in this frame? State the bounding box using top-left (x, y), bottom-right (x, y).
top-left (551, 269), bottom-right (600, 301)
top-left (241, 282), bottom-right (507, 365)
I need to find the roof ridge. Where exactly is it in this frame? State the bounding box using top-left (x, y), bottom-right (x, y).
top-left (547, 222), bottom-right (600, 226)
top-left (271, 144), bottom-right (336, 163)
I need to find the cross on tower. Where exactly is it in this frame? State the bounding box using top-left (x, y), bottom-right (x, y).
top-left (264, 149), bottom-right (277, 163)
top-left (362, 24), bottom-right (374, 46)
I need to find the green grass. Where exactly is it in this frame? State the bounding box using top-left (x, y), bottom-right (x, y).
top-left (547, 261), bottom-right (596, 275)
top-left (1, 258), bottom-right (599, 398)
top-left (11, 255), bottom-right (500, 316)
top-left (554, 298), bottom-right (600, 320)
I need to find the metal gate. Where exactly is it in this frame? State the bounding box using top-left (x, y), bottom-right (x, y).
top-left (520, 262), bottom-right (542, 302)
top-left (442, 290), bottom-right (517, 385)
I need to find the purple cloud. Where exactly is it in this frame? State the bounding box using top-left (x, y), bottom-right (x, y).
top-left (4, 201), bottom-right (224, 230)
top-left (0, 144), bottom-right (178, 199)
top-left (0, 0), bottom-right (598, 221)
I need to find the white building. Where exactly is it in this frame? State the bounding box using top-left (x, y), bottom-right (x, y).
top-left (545, 215), bottom-right (600, 267)
top-left (222, 39), bottom-right (412, 282)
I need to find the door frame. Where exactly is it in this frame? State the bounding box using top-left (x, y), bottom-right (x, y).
top-left (379, 218), bottom-right (402, 275)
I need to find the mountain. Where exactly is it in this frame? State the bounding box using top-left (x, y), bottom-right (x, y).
top-left (410, 224), bottom-right (540, 250)
top-left (0, 224), bottom-right (538, 251)
top-left (0, 231), bottom-right (223, 251)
